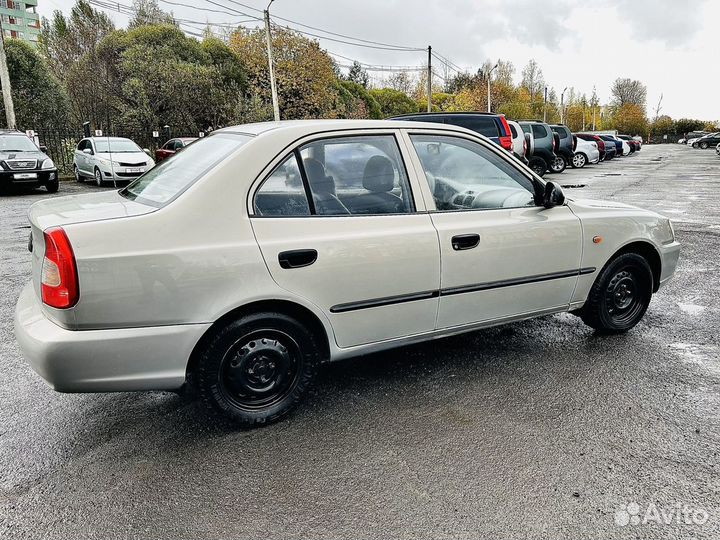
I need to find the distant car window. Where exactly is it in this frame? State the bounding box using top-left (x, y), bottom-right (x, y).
top-left (553, 127), bottom-right (568, 139)
top-left (77, 140), bottom-right (86, 151)
top-left (0, 135), bottom-right (38, 152)
top-left (444, 116), bottom-right (498, 138)
top-left (509, 124), bottom-right (518, 138)
top-left (532, 124), bottom-right (548, 139)
top-left (121, 133), bottom-right (251, 207)
top-left (173, 140), bottom-right (184, 151)
top-left (410, 134), bottom-right (536, 211)
top-left (299, 135), bottom-right (414, 216)
top-left (94, 139), bottom-right (142, 153)
top-left (162, 140), bottom-right (175, 150)
top-left (254, 154), bottom-right (310, 216)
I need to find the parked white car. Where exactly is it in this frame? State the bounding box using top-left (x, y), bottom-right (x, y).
top-left (506, 119), bottom-right (527, 158)
top-left (74, 137), bottom-right (155, 186)
top-left (572, 137), bottom-right (600, 168)
top-left (16, 120), bottom-right (680, 427)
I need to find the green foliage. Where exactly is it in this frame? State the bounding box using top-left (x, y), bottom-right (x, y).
top-left (128, 0), bottom-right (175, 28)
top-left (368, 88), bottom-right (416, 117)
top-left (346, 61), bottom-right (369, 88)
top-left (338, 80), bottom-right (382, 119)
top-left (1, 39), bottom-right (69, 128)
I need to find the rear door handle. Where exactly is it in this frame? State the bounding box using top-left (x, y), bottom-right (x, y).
top-left (451, 234), bottom-right (480, 251)
top-left (278, 249), bottom-right (318, 269)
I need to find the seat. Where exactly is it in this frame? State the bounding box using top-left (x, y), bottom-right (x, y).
top-left (350, 155), bottom-right (405, 214)
top-left (303, 158), bottom-right (350, 215)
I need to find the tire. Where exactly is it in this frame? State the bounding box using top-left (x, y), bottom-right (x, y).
top-left (692, 143), bottom-right (699, 149)
top-left (581, 253), bottom-right (653, 333)
top-left (549, 155), bottom-right (566, 173)
top-left (528, 157), bottom-right (546, 177)
top-left (699, 142), bottom-right (708, 149)
top-left (571, 152), bottom-right (587, 168)
top-left (74, 165), bottom-right (84, 183)
top-left (45, 180), bottom-right (59, 193)
top-left (94, 167), bottom-right (104, 187)
top-left (195, 312), bottom-right (320, 428)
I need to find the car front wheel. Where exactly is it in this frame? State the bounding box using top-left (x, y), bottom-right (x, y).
top-left (74, 165), bottom-right (84, 182)
top-left (549, 155), bottom-right (566, 173)
top-left (571, 153), bottom-right (587, 168)
top-left (94, 167), bottom-right (104, 187)
top-left (195, 312), bottom-right (320, 427)
top-left (581, 253), bottom-right (653, 333)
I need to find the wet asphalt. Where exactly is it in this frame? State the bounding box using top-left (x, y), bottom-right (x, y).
top-left (1, 144), bottom-right (719, 539)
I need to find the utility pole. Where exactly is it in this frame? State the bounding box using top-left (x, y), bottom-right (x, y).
top-left (560, 87), bottom-right (567, 124)
top-left (0, 21), bottom-right (16, 129)
top-left (264, 1), bottom-right (280, 122)
top-left (543, 86), bottom-right (548, 123)
top-left (426, 46), bottom-right (432, 112)
top-left (487, 62), bottom-right (498, 112)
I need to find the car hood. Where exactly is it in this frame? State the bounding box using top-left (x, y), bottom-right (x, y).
top-left (28, 190), bottom-right (156, 231)
top-left (95, 151), bottom-right (151, 163)
top-left (0, 150), bottom-right (47, 161)
top-left (568, 197), bottom-right (661, 217)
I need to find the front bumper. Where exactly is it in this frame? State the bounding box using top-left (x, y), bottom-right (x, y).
top-left (0, 169), bottom-right (57, 187)
top-left (99, 165), bottom-right (146, 182)
top-left (14, 282), bottom-right (210, 392)
top-left (658, 240), bottom-right (681, 289)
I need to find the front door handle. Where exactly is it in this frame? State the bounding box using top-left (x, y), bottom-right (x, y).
top-left (279, 249), bottom-right (318, 269)
top-left (451, 234), bottom-right (480, 251)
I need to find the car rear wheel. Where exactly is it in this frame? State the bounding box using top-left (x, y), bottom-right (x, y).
top-left (699, 142), bottom-right (708, 149)
top-left (571, 153), bottom-right (587, 168)
top-left (94, 167), bottom-right (104, 187)
top-left (549, 155), bottom-right (566, 173)
top-left (195, 312), bottom-right (320, 428)
top-left (74, 165), bottom-right (84, 183)
top-left (581, 253), bottom-right (653, 333)
top-left (528, 157), bottom-right (546, 177)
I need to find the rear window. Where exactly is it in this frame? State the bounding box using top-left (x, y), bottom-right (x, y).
top-left (552, 127), bottom-right (569, 139)
top-left (121, 133), bottom-right (252, 207)
top-left (532, 124), bottom-right (548, 139)
top-left (509, 124), bottom-right (518, 138)
top-left (444, 116), bottom-right (498, 138)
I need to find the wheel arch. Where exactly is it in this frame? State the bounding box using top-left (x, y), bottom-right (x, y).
top-left (186, 299), bottom-right (332, 379)
top-left (611, 240), bottom-right (662, 292)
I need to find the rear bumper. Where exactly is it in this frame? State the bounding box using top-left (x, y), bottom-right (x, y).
top-left (658, 241), bottom-right (681, 289)
top-left (14, 282), bottom-right (210, 392)
top-left (0, 169), bottom-right (57, 187)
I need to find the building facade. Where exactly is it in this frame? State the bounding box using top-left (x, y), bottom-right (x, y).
top-left (0, 0), bottom-right (40, 47)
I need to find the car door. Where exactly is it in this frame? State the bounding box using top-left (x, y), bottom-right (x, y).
top-left (75, 140), bottom-right (87, 173)
top-left (403, 130), bottom-right (584, 329)
top-left (249, 131), bottom-right (441, 349)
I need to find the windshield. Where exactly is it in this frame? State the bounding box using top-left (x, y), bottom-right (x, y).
top-left (94, 139), bottom-right (142, 153)
top-left (0, 135), bottom-right (39, 152)
top-left (121, 133), bottom-right (252, 207)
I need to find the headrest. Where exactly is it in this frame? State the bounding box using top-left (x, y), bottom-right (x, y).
top-left (363, 155), bottom-right (395, 192)
top-left (304, 158), bottom-right (335, 195)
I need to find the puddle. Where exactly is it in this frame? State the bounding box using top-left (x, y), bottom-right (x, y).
top-left (669, 343), bottom-right (720, 375)
top-left (678, 303), bottom-right (706, 316)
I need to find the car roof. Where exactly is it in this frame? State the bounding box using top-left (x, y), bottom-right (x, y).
top-left (390, 111), bottom-right (500, 118)
top-left (216, 119), bottom-right (485, 137)
top-left (87, 136), bottom-right (134, 141)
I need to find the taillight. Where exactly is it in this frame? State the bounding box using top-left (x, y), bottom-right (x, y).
top-left (552, 136), bottom-right (556, 150)
top-left (523, 138), bottom-right (527, 156)
top-left (498, 115), bottom-right (513, 151)
top-left (41, 227), bottom-right (79, 309)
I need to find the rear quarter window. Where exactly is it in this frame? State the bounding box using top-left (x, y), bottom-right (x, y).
top-left (532, 124), bottom-right (548, 139)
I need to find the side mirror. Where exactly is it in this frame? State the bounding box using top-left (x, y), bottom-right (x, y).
top-left (39, 145), bottom-right (47, 152)
top-left (143, 148), bottom-right (151, 156)
top-left (543, 181), bottom-right (565, 208)
top-left (82, 148), bottom-right (93, 155)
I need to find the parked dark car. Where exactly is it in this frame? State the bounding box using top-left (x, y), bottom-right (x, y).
top-left (155, 137), bottom-right (198, 162)
top-left (389, 112), bottom-right (514, 153)
top-left (598, 135), bottom-right (624, 156)
top-left (618, 135), bottom-right (641, 152)
top-left (681, 131), bottom-right (708, 144)
top-left (577, 133), bottom-right (614, 161)
top-left (0, 130), bottom-right (58, 193)
top-left (519, 120), bottom-right (557, 176)
top-left (549, 124), bottom-right (575, 173)
top-left (692, 132), bottom-right (720, 149)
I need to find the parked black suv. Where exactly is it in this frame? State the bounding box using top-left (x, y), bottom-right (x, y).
top-left (519, 121), bottom-right (557, 176)
top-left (0, 130), bottom-right (58, 193)
top-left (549, 124), bottom-right (574, 173)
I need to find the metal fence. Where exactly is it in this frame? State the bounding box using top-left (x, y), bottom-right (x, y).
top-left (28, 124), bottom-right (205, 176)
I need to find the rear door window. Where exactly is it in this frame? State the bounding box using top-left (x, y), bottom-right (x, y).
top-left (532, 124), bottom-right (548, 139)
top-left (553, 127), bottom-right (568, 139)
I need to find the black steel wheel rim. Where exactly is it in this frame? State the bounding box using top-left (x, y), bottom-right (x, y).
top-left (604, 267), bottom-right (646, 325)
top-left (218, 329), bottom-right (302, 411)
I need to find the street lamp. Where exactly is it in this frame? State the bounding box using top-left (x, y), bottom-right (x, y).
top-left (487, 62), bottom-right (498, 112)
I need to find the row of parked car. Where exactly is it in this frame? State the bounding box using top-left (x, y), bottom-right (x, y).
top-left (390, 112), bottom-right (640, 177)
top-left (681, 131), bottom-right (720, 150)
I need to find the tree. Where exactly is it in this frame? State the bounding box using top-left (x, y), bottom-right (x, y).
top-left (346, 61), bottom-right (369, 88)
top-left (369, 88), bottom-right (416, 117)
top-left (520, 59), bottom-right (544, 102)
top-left (387, 71), bottom-right (414, 95)
top-left (674, 118), bottom-right (705, 136)
top-left (608, 103), bottom-right (648, 136)
top-left (128, 0), bottom-right (175, 28)
top-left (337, 80), bottom-right (381, 119)
top-left (230, 26), bottom-right (340, 120)
top-left (651, 115), bottom-right (675, 136)
top-left (610, 78), bottom-right (647, 109)
top-left (0, 39), bottom-right (69, 128)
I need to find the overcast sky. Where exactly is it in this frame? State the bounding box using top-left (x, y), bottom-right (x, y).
top-left (40, 0), bottom-right (719, 121)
